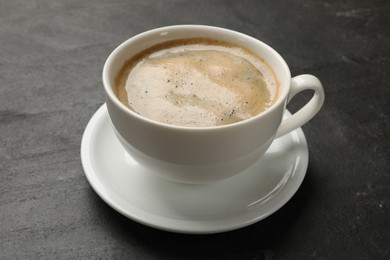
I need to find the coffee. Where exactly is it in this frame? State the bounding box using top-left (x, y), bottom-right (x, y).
top-left (115, 38), bottom-right (279, 127)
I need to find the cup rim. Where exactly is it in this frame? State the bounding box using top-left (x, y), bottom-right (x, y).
top-left (103, 24), bottom-right (291, 131)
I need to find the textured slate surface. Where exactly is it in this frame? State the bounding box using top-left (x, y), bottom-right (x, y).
top-left (1, 0), bottom-right (389, 259)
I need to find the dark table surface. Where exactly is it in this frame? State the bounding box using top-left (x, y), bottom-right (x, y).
top-left (1, 0), bottom-right (389, 259)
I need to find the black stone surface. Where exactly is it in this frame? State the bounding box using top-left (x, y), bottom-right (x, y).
top-left (1, 0), bottom-right (389, 259)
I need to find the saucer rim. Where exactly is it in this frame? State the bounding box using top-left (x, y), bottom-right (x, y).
top-left (81, 104), bottom-right (308, 234)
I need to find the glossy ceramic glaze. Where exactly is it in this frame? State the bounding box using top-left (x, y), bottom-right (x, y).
top-left (81, 105), bottom-right (309, 233)
top-left (102, 25), bottom-right (324, 183)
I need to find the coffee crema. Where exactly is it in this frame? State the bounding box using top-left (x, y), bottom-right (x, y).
top-left (115, 38), bottom-right (279, 127)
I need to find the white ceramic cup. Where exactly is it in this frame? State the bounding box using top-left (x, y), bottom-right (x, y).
top-left (103, 25), bottom-right (325, 183)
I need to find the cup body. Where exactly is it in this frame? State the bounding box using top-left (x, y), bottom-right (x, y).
top-left (103, 25), bottom-right (293, 183)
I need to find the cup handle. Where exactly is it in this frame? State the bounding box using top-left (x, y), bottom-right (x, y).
top-left (275, 74), bottom-right (325, 138)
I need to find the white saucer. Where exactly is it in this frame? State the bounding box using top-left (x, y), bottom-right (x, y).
top-left (81, 104), bottom-right (308, 234)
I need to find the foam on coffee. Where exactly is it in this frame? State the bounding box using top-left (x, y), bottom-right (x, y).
top-left (115, 38), bottom-right (279, 127)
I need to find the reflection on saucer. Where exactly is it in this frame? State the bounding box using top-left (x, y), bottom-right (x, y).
top-left (81, 104), bottom-right (308, 234)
